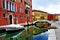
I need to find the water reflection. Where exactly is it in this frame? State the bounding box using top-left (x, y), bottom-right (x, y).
top-left (33, 32), bottom-right (48, 40)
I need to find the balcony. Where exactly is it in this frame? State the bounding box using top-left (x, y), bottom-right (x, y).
top-left (24, 0), bottom-right (30, 8)
top-left (26, 4), bottom-right (30, 8)
top-left (24, 0), bottom-right (27, 4)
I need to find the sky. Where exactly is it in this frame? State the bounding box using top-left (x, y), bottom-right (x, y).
top-left (32, 0), bottom-right (60, 14)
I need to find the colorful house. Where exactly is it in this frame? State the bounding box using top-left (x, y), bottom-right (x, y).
top-left (54, 14), bottom-right (60, 21)
top-left (58, 14), bottom-right (60, 20)
top-left (0, 0), bottom-right (32, 26)
top-left (48, 14), bottom-right (54, 21)
top-left (32, 10), bottom-right (48, 21)
top-left (48, 14), bottom-right (59, 21)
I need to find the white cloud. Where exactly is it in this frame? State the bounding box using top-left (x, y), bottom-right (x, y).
top-left (33, 3), bottom-right (60, 14)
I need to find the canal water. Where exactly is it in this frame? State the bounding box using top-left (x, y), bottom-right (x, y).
top-left (33, 32), bottom-right (48, 40)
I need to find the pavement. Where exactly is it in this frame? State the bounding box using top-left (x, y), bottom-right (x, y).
top-left (50, 21), bottom-right (60, 28)
top-left (55, 28), bottom-right (60, 40)
top-left (48, 29), bottom-right (56, 40)
top-left (48, 29), bottom-right (60, 40)
top-left (48, 21), bottom-right (60, 40)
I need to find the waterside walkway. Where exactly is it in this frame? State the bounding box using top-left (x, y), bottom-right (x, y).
top-left (48, 29), bottom-right (56, 40)
top-left (48, 29), bottom-right (60, 40)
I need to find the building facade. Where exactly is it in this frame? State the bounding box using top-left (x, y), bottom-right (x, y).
top-left (54, 14), bottom-right (59, 21)
top-left (58, 14), bottom-right (60, 20)
top-left (0, 0), bottom-right (32, 26)
top-left (48, 14), bottom-right (59, 21)
top-left (32, 10), bottom-right (48, 21)
top-left (48, 14), bottom-right (54, 21)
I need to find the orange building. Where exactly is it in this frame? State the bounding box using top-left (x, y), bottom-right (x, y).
top-left (0, 0), bottom-right (32, 26)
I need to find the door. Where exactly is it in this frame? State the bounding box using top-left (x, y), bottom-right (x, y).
top-left (9, 15), bottom-right (12, 24)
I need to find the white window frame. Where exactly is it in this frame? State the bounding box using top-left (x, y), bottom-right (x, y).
top-left (19, 0), bottom-right (22, 2)
top-left (20, 7), bottom-right (22, 13)
top-left (8, 2), bottom-right (10, 10)
top-left (11, 3), bottom-right (13, 11)
top-left (5, 1), bottom-right (7, 9)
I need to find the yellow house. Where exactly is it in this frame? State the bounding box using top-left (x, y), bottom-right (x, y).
top-left (58, 14), bottom-right (60, 20)
top-left (55, 14), bottom-right (60, 21)
top-left (32, 10), bottom-right (48, 21)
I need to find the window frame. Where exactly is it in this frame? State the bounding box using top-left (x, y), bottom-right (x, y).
top-left (20, 16), bottom-right (24, 19)
top-left (10, 0), bottom-right (16, 2)
top-left (25, 9), bottom-right (30, 14)
top-left (3, 14), bottom-right (7, 18)
top-left (19, 0), bottom-right (22, 2)
top-left (2, 0), bottom-right (5, 8)
top-left (20, 7), bottom-right (22, 13)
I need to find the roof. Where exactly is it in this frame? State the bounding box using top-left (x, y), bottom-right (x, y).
top-left (32, 10), bottom-right (48, 14)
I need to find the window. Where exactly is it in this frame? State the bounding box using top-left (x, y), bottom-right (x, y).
top-left (28, 10), bottom-right (30, 14)
top-left (25, 10), bottom-right (28, 14)
top-left (10, 0), bottom-right (16, 2)
top-left (10, 2), bottom-right (11, 11)
top-left (26, 17), bottom-right (30, 20)
top-left (6, 1), bottom-right (8, 9)
top-left (8, 2), bottom-right (10, 10)
top-left (25, 9), bottom-right (30, 14)
top-left (19, 0), bottom-right (22, 2)
top-left (2, 0), bottom-right (5, 8)
top-left (5, 1), bottom-right (7, 9)
top-left (20, 7), bottom-right (22, 13)
top-left (10, 3), bottom-right (12, 11)
top-left (20, 16), bottom-right (23, 19)
top-left (2, 0), bottom-right (16, 11)
top-left (41, 16), bottom-right (44, 19)
top-left (3, 14), bottom-right (7, 18)
top-left (11, 3), bottom-right (16, 11)
top-left (30, 0), bottom-right (32, 2)
top-left (13, 5), bottom-right (16, 11)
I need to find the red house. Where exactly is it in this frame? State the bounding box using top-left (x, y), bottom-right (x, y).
top-left (0, 0), bottom-right (32, 26)
top-left (48, 14), bottom-right (54, 21)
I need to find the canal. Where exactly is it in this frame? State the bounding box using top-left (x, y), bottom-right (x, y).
top-left (33, 32), bottom-right (48, 40)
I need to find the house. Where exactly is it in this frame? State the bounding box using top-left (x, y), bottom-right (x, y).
top-left (48, 14), bottom-right (54, 21)
top-left (0, 0), bottom-right (32, 26)
top-left (32, 10), bottom-right (48, 21)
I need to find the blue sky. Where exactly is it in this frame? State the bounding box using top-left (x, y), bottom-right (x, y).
top-left (32, 0), bottom-right (60, 14)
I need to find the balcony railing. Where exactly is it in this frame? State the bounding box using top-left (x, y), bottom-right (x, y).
top-left (24, 0), bottom-right (30, 8)
top-left (26, 4), bottom-right (30, 8)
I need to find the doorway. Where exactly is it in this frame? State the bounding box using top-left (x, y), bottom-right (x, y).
top-left (9, 15), bottom-right (12, 24)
